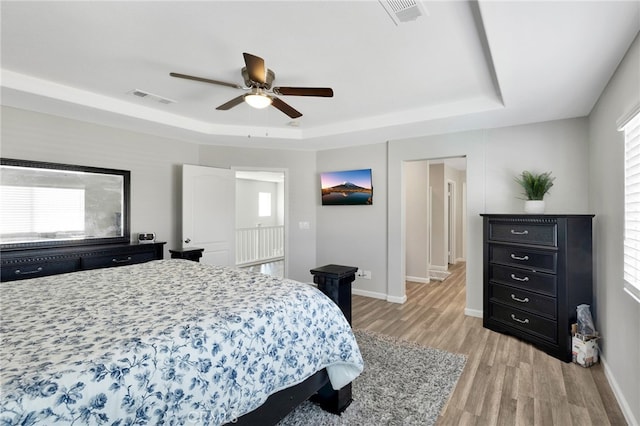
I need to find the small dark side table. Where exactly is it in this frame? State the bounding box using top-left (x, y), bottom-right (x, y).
top-left (310, 264), bottom-right (358, 325)
top-left (169, 247), bottom-right (204, 262)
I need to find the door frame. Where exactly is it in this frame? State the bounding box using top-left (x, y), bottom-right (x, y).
top-left (402, 156), bottom-right (467, 300)
top-left (447, 179), bottom-right (457, 265)
top-left (233, 166), bottom-right (289, 278)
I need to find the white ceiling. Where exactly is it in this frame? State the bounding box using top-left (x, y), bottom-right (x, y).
top-left (1, 1), bottom-right (639, 151)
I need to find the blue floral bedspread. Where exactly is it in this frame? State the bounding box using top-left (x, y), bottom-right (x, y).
top-left (0, 259), bottom-right (363, 425)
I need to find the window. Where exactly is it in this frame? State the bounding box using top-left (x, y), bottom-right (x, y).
top-left (0, 186), bottom-right (85, 241)
top-left (622, 108), bottom-right (640, 303)
top-left (258, 192), bottom-right (271, 217)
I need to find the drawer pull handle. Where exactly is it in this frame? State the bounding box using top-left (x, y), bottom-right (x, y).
top-left (15, 267), bottom-right (43, 275)
top-left (510, 254), bottom-right (529, 261)
top-left (112, 257), bottom-right (132, 264)
top-left (511, 294), bottom-right (530, 303)
top-left (510, 229), bottom-right (529, 235)
top-left (510, 314), bottom-right (530, 324)
top-left (510, 273), bottom-right (529, 282)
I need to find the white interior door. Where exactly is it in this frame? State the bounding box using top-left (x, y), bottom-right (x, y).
top-left (182, 164), bottom-right (235, 266)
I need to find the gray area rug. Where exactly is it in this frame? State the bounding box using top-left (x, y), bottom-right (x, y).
top-left (279, 329), bottom-right (467, 426)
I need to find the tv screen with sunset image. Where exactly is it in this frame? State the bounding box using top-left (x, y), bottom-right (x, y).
top-left (320, 168), bottom-right (373, 205)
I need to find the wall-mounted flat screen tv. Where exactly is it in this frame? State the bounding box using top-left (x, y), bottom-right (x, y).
top-left (320, 168), bottom-right (373, 205)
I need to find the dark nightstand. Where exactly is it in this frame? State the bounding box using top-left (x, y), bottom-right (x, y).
top-left (169, 247), bottom-right (204, 262)
top-left (310, 264), bottom-right (358, 326)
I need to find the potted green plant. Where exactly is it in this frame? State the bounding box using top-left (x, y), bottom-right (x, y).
top-left (515, 170), bottom-right (555, 213)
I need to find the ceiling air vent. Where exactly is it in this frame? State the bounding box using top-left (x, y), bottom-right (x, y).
top-left (127, 89), bottom-right (176, 105)
top-left (379, 0), bottom-right (428, 25)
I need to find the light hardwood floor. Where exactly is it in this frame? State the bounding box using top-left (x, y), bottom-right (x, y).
top-left (351, 262), bottom-right (628, 425)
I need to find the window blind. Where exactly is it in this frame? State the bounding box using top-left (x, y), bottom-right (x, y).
top-left (0, 186), bottom-right (85, 239)
top-left (623, 111), bottom-right (640, 303)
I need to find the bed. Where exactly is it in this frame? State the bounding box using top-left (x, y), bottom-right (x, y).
top-left (0, 259), bottom-right (363, 425)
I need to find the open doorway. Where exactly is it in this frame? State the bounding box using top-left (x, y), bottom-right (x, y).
top-left (235, 169), bottom-right (286, 278)
top-left (404, 157), bottom-right (466, 291)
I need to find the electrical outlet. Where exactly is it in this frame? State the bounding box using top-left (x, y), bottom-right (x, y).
top-left (356, 268), bottom-right (364, 277)
top-left (363, 270), bottom-right (372, 279)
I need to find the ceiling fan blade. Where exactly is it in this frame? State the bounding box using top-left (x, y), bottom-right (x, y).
top-left (271, 97), bottom-right (302, 119)
top-left (273, 87), bottom-right (334, 97)
top-left (243, 52), bottom-right (266, 84)
top-left (216, 95), bottom-right (246, 110)
top-left (170, 72), bottom-right (242, 90)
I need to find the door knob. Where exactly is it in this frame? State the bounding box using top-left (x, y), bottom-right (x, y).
top-left (184, 238), bottom-right (191, 244)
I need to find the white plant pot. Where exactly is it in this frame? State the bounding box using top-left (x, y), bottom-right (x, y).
top-left (524, 200), bottom-right (545, 214)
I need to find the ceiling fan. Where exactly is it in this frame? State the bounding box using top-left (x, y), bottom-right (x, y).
top-left (170, 52), bottom-right (333, 119)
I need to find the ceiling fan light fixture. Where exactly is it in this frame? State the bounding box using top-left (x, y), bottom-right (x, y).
top-left (245, 92), bottom-right (272, 109)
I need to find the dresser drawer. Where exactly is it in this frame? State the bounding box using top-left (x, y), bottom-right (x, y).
top-left (1, 259), bottom-right (80, 281)
top-left (489, 302), bottom-right (557, 343)
top-left (488, 221), bottom-right (557, 246)
top-left (489, 264), bottom-right (556, 296)
top-left (81, 251), bottom-right (156, 270)
top-left (489, 283), bottom-right (556, 319)
top-left (489, 245), bottom-right (557, 273)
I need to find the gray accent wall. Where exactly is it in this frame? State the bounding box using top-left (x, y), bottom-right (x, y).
top-left (588, 32), bottom-right (639, 425)
top-left (0, 106), bottom-right (199, 258)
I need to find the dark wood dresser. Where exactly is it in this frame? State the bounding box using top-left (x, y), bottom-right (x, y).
top-left (1, 242), bottom-right (165, 282)
top-left (481, 214), bottom-right (594, 361)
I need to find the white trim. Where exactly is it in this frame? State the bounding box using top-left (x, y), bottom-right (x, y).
top-left (623, 282), bottom-right (640, 303)
top-left (232, 167), bottom-right (289, 278)
top-left (447, 179), bottom-right (457, 264)
top-left (386, 293), bottom-right (408, 304)
top-left (464, 308), bottom-right (483, 318)
top-left (617, 103), bottom-right (640, 131)
top-left (352, 288), bottom-right (407, 304)
top-left (351, 288), bottom-right (388, 301)
top-left (601, 354), bottom-right (639, 426)
top-left (429, 264), bottom-right (449, 272)
top-left (428, 270), bottom-right (451, 281)
top-left (405, 275), bottom-right (430, 284)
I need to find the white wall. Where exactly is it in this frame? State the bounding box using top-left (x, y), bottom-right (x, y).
top-left (429, 163), bottom-right (446, 270)
top-left (0, 106), bottom-right (199, 258)
top-left (386, 118), bottom-right (591, 311)
top-left (446, 165), bottom-right (466, 262)
top-left (588, 32), bottom-right (639, 425)
top-left (198, 145), bottom-right (316, 283)
top-left (316, 142), bottom-right (388, 299)
top-left (405, 160), bottom-right (429, 282)
top-left (235, 179), bottom-right (282, 228)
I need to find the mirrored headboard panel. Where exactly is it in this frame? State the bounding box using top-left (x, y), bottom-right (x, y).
top-left (0, 158), bottom-right (131, 250)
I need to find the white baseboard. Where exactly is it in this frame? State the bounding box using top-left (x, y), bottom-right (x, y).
top-left (429, 270), bottom-right (451, 281)
top-left (351, 288), bottom-right (406, 304)
top-left (600, 354), bottom-right (639, 426)
top-left (386, 293), bottom-right (407, 304)
top-left (405, 275), bottom-right (429, 284)
top-left (464, 308), bottom-right (483, 318)
top-left (352, 287), bottom-right (387, 301)
top-left (429, 264), bottom-right (449, 272)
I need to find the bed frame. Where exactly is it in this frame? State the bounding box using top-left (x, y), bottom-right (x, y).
top-left (235, 369), bottom-right (351, 425)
